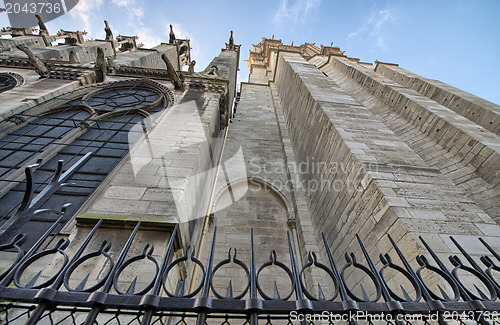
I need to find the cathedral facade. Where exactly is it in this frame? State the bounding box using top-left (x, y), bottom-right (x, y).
top-left (0, 20), bottom-right (499, 324)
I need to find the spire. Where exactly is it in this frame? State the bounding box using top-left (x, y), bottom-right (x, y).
top-left (169, 25), bottom-right (176, 44)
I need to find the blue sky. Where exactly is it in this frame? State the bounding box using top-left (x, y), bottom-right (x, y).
top-left (1, 0), bottom-right (499, 105)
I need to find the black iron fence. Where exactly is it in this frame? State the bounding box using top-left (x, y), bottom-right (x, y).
top-left (1, 163), bottom-right (500, 324)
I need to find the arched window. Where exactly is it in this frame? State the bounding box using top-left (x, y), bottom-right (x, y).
top-left (0, 78), bottom-right (173, 248)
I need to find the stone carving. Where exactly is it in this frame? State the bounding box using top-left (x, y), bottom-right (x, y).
top-left (104, 20), bottom-right (113, 41)
top-left (106, 56), bottom-right (115, 72)
top-left (35, 14), bottom-right (48, 35)
top-left (169, 25), bottom-right (175, 44)
top-left (69, 51), bottom-right (76, 64)
top-left (188, 60), bottom-right (196, 74)
top-left (95, 47), bottom-right (106, 82)
top-left (161, 54), bottom-right (183, 90)
top-left (206, 65), bottom-right (220, 77)
top-left (4, 27), bottom-right (33, 37)
top-left (57, 29), bottom-right (85, 45)
top-left (117, 35), bottom-right (138, 52)
top-left (16, 44), bottom-right (48, 77)
top-left (228, 30), bottom-right (234, 50)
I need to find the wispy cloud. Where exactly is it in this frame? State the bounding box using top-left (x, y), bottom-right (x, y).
top-left (69, 0), bottom-right (104, 37)
top-left (111, 0), bottom-right (144, 27)
top-left (273, 0), bottom-right (322, 32)
top-left (349, 7), bottom-right (395, 50)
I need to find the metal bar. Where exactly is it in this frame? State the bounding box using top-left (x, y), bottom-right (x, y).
top-left (450, 236), bottom-right (500, 294)
top-left (321, 232), bottom-right (358, 325)
top-left (29, 152), bottom-right (92, 211)
top-left (355, 234), bottom-right (404, 325)
top-left (387, 235), bottom-right (450, 325)
top-left (0, 152), bottom-right (92, 241)
top-left (141, 224), bottom-right (178, 325)
top-left (195, 226), bottom-right (217, 325)
top-left (25, 219), bottom-right (103, 325)
top-left (420, 236), bottom-right (491, 325)
top-left (248, 229), bottom-right (258, 325)
top-left (419, 236), bottom-right (471, 301)
top-left (0, 211), bottom-right (66, 286)
top-left (287, 231), bottom-right (309, 325)
top-left (479, 238), bottom-right (500, 263)
top-left (83, 221), bottom-right (141, 325)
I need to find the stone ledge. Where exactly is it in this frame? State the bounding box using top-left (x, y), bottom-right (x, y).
top-left (76, 212), bottom-right (177, 230)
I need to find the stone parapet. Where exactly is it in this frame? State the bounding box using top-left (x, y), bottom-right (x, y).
top-left (375, 63), bottom-right (500, 135)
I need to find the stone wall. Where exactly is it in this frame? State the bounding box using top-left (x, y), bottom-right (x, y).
top-left (273, 51), bottom-right (500, 296)
top-left (375, 63), bottom-right (500, 135)
top-left (320, 56), bottom-right (500, 223)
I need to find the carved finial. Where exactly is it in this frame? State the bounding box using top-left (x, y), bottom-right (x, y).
top-left (161, 54), bottom-right (183, 90)
top-left (188, 60), bottom-right (196, 74)
top-left (95, 47), bottom-right (106, 82)
top-left (35, 14), bottom-right (48, 35)
top-left (104, 20), bottom-right (113, 41)
top-left (169, 24), bottom-right (176, 44)
top-left (16, 44), bottom-right (48, 77)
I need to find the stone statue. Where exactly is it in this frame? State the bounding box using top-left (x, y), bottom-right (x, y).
top-left (161, 54), bottom-right (183, 90)
top-left (104, 20), bottom-right (113, 41)
top-left (95, 47), bottom-right (106, 82)
top-left (69, 51), bottom-right (76, 64)
top-left (16, 44), bottom-right (48, 77)
top-left (228, 30), bottom-right (234, 49)
top-left (169, 25), bottom-right (176, 44)
top-left (107, 56), bottom-right (115, 72)
top-left (206, 65), bottom-right (220, 77)
top-left (35, 14), bottom-right (48, 35)
top-left (188, 60), bottom-right (196, 74)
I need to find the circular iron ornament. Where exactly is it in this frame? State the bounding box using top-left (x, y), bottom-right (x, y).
top-left (256, 250), bottom-right (295, 301)
top-left (379, 253), bottom-right (422, 302)
top-left (299, 251), bottom-right (339, 301)
top-left (449, 255), bottom-right (497, 301)
top-left (481, 255), bottom-right (500, 290)
top-left (14, 239), bottom-right (69, 289)
top-left (64, 241), bottom-right (114, 292)
top-left (0, 72), bottom-right (24, 92)
top-left (0, 234), bottom-right (25, 281)
top-left (340, 252), bottom-right (382, 302)
top-left (415, 255), bottom-right (460, 302)
top-left (210, 248), bottom-right (250, 299)
top-left (113, 244), bottom-right (159, 295)
top-left (82, 79), bottom-right (171, 113)
top-left (162, 246), bottom-right (205, 298)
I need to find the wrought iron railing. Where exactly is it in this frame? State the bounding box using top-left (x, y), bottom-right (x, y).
top-left (1, 162), bottom-right (500, 324)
